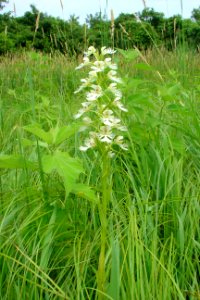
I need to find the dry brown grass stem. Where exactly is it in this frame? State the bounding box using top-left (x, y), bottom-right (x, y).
top-left (35, 12), bottom-right (40, 32)
top-left (60, 0), bottom-right (64, 11)
top-left (180, 0), bottom-right (183, 15)
top-left (134, 46), bottom-right (164, 81)
top-left (110, 9), bottom-right (115, 40)
top-left (141, 0), bottom-right (147, 8)
top-left (174, 18), bottom-right (177, 50)
top-left (13, 3), bottom-right (16, 16)
top-left (119, 23), bottom-right (130, 40)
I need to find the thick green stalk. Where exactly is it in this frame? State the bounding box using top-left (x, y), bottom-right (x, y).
top-left (97, 150), bottom-right (111, 299)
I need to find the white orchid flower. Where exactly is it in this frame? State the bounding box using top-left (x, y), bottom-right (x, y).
top-left (74, 46), bottom-right (128, 152)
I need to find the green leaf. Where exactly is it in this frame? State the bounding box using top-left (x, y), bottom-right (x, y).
top-left (24, 123), bottom-right (79, 146)
top-left (117, 48), bottom-right (139, 62)
top-left (176, 213), bottom-right (185, 256)
top-left (42, 151), bottom-right (84, 195)
top-left (157, 83), bottom-right (182, 102)
top-left (21, 138), bottom-right (48, 148)
top-left (126, 78), bottom-right (144, 88)
top-left (107, 238), bottom-right (120, 300)
top-left (40, 208), bottom-right (57, 271)
top-left (135, 63), bottom-right (154, 71)
top-left (0, 155), bottom-right (36, 169)
top-left (166, 104), bottom-right (187, 114)
top-left (0, 206), bottom-right (23, 232)
top-left (72, 183), bottom-right (98, 204)
top-left (24, 124), bottom-right (52, 144)
top-left (51, 123), bottom-right (79, 146)
top-left (171, 138), bottom-right (186, 155)
top-left (127, 92), bottom-right (154, 109)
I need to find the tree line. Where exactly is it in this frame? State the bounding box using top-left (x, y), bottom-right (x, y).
top-left (0, 3), bottom-right (200, 55)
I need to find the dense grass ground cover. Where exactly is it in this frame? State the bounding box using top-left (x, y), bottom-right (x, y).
top-left (0, 48), bottom-right (200, 299)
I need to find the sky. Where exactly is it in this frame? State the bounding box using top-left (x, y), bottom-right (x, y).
top-left (3, 0), bottom-right (200, 22)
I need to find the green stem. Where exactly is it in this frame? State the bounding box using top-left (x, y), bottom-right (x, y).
top-left (97, 150), bottom-right (111, 299)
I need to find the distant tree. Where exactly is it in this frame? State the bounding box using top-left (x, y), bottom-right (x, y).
top-left (138, 8), bottom-right (164, 29)
top-left (86, 12), bottom-right (106, 28)
top-left (114, 13), bottom-right (136, 25)
top-left (191, 7), bottom-right (200, 22)
top-left (162, 15), bottom-right (183, 49)
top-left (182, 18), bottom-right (200, 49)
top-left (114, 12), bottom-right (159, 50)
top-left (0, 0), bottom-right (8, 11)
top-left (86, 12), bottom-right (111, 48)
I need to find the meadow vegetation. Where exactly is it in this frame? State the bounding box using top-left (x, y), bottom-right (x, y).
top-left (0, 1), bottom-right (200, 296)
top-left (0, 45), bottom-right (199, 299)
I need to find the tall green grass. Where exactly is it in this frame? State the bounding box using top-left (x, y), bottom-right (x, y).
top-left (0, 49), bottom-right (200, 299)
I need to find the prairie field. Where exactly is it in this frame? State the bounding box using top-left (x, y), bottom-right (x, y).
top-left (0, 47), bottom-right (200, 299)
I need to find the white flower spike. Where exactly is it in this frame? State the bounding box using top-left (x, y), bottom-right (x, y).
top-left (74, 46), bottom-right (128, 152)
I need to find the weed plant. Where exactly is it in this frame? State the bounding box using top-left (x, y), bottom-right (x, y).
top-left (0, 47), bottom-right (200, 300)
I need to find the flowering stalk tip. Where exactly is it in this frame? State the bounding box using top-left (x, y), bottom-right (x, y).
top-left (74, 46), bottom-right (128, 154)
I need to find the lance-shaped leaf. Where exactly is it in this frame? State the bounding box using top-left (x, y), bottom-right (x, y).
top-left (42, 151), bottom-right (84, 195)
top-left (117, 48), bottom-right (139, 62)
top-left (71, 183), bottom-right (98, 204)
top-left (24, 124), bottom-right (52, 144)
top-left (50, 123), bottom-right (80, 146)
top-left (0, 155), bottom-right (37, 169)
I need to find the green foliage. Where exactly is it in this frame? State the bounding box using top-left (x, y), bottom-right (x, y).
top-left (0, 5), bottom-right (85, 54)
top-left (24, 123), bottom-right (79, 146)
top-left (1, 5), bottom-right (200, 55)
top-left (138, 8), bottom-right (165, 29)
top-left (191, 6), bottom-right (200, 22)
top-left (0, 154), bottom-right (36, 169)
top-left (0, 49), bottom-right (200, 299)
top-left (42, 151), bottom-right (83, 194)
